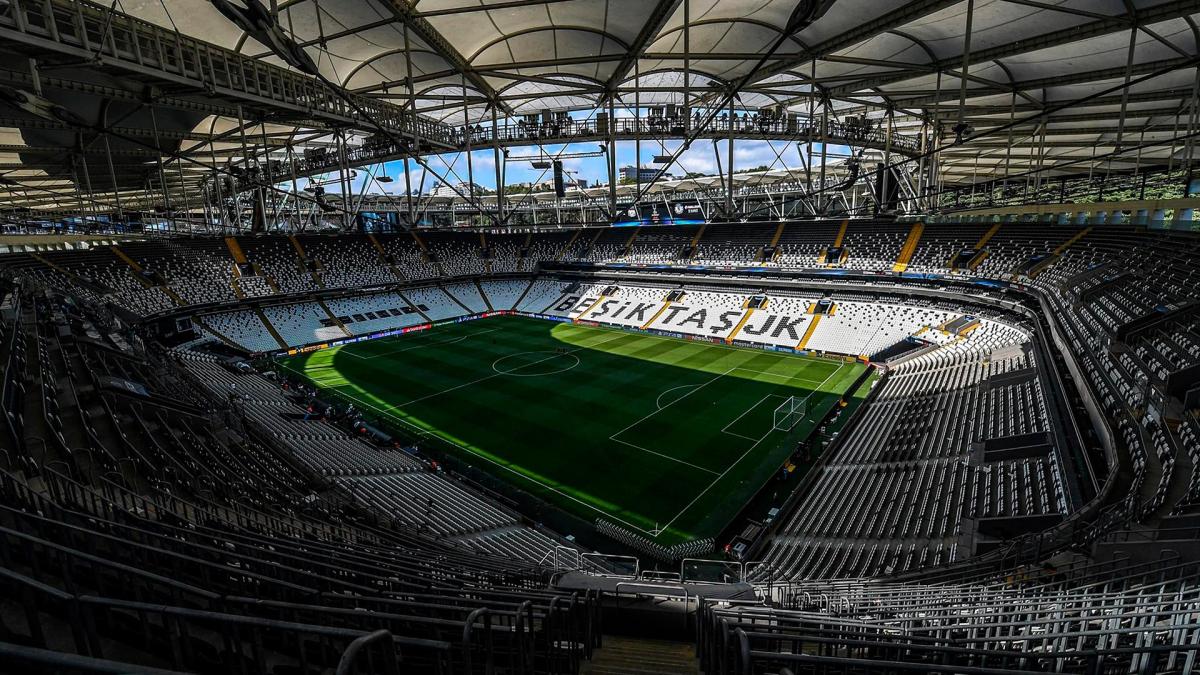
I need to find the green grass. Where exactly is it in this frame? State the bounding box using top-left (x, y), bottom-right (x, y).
top-left (278, 315), bottom-right (865, 545)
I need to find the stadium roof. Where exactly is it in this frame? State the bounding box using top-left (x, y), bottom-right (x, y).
top-left (1, 0), bottom-right (1199, 213)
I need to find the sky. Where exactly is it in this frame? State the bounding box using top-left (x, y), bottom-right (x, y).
top-left (309, 139), bottom-right (851, 196)
top-left (291, 105), bottom-right (852, 196)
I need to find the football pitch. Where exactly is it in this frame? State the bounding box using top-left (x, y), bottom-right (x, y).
top-left (278, 314), bottom-right (868, 545)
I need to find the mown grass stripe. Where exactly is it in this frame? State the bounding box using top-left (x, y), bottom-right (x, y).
top-left (282, 315), bottom-right (865, 545)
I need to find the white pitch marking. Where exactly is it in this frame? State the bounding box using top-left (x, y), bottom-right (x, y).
top-left (721, 393), bottom-right (787, 437)
top-left (729, 365), bottom-right (832, 387)
top-left (342, 326), bottom-right (502, 360)
top-left (287, 317), bottom-right (858, 542)
top-left (307, 388), bottom-right (663, 538)
top-left (492, 351), bottom-right (581, 377)
top-left (655, 360), bottom-right (850, 536)
top-left (608, 365), bottom-right (739, 442)
top-left (610, 437), bottom-right (721, 475)
top-left (655, 383), bottom-right (698, 410)
top-left (391, 329), bottom-right (626, 408)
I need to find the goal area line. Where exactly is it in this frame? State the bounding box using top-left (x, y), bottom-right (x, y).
top-left (279, 318), bottom-right (856, 543)
top-left (282, 361), bottom-right (666, 539)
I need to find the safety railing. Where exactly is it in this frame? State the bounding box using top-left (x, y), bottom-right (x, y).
top-left (269, 114), bottom-right (922, 183)
top-left (0, 0), bottom-right (454, 146)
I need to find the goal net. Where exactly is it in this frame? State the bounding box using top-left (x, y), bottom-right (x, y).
top-left (773, 395), bottom-right (807, 431)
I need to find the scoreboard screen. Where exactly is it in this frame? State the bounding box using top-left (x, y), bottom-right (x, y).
top-left (614, 200), bottom-right (706, 226)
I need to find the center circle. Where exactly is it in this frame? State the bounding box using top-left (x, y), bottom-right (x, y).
top-left (492, 350), bottom-right (581, 377)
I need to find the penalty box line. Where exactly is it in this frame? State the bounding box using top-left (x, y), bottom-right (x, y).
top-left (314, 380), bottom-right (663, 540)
top-left (607, 365), bottom-right (739, 478)
top-left (275, 336), bottom-right (663, 537)
top-left (720, 393), bottom-right (790, 441)
top-left (609, 364), bottom-right (738, 439)
top-left (610, 361), bottom-right (827, 472)
top-left (654, 359), bottom-right (851, 537)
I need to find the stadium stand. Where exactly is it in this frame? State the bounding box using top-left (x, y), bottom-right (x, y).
top-left (382, 235), bottom-right (441, 282)
top-left (202, 308), bottom-right (285, 352)
top-left (429, 232), bottom-right (487, 277)
top-left (6, 0), bottom-right (1200, 668)
top-left (776, 221), bottom-right (842, 267)
top-left (121, 239), bottom-right (241, 306)
top-left (184, 355), bottom-right (424, 476)
top-left (303, 235), bottom-right (400, 289)
top-left (482, 279), bottom-right (533, 311)
top-left (442, 281), bottom-right (489, 314)
top-left (694, 223), bottom-right (776, 266)
top-left (323, 292), bottom-right (420, 334)
top-left (399, 285), bottom-right (461, 321)
top-left (516, 278), bottom-right (572, 314)
top-left (702, 555), bottom-right (1200, 674)
top-left (759, 323), bottom-right (1062, 579)
top-left (487, 233), bottom-right (524, 274)
top-left (239, 236), bottom-right (320, 295)
top-left (0, 284), bottom-right (599, 672)
top-left (261, 301), bottom-right (344, 345)
top-left (2, 221), bottom-right (1200, 673)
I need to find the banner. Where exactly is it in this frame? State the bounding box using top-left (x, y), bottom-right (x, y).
top-left (274, 313), bottom-right (504, 357)
top-left (613, 200), bottom-right (706, 227)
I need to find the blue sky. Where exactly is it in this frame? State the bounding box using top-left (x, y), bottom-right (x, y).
top-left (306, 139), bottom-right (851, 195)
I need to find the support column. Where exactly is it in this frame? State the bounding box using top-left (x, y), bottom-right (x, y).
top-left (817, 97), bottom-right (827, 214)
top-left (726, 97), bottom-right (735, 218)
top-left (634, 60), bottom-right (642, 203)
top-left (607, 97), bottom-right (617, 222)
top-left (683, 0), bottom-right (690, 127)
top-left (492, 105), bottom-right (504, 225)
top-left (461, 74), bottom-right (476, 224)
top-left (337, 129), bottom-right (352, 230)
top-left (402, 21), bottom-right (419, 228)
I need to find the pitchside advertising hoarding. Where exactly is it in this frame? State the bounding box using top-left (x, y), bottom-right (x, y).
top-left (613, 200), bottom-right (706, 227)
top-left (276, 312), bottom-right (511, 357)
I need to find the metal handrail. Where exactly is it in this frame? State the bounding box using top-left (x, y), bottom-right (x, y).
top-left (681, 557), bottom-right (745, 585)
top-left (335, 629), bottom-right (400, 675)
top-left (735, 627), bottom-right (750, 675)
top-left (462, 607), bottom-right (492, 674)
top-left (0, 0), bottom-right (451, 144)
top-left (0, 642), bottom-right (192, 674)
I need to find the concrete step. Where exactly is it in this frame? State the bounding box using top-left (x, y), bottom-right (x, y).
top-left (581, 636), bottom-right (699, 675)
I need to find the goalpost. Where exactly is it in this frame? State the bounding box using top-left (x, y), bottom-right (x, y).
top-left (773, 395), bottom-right (807, 431)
